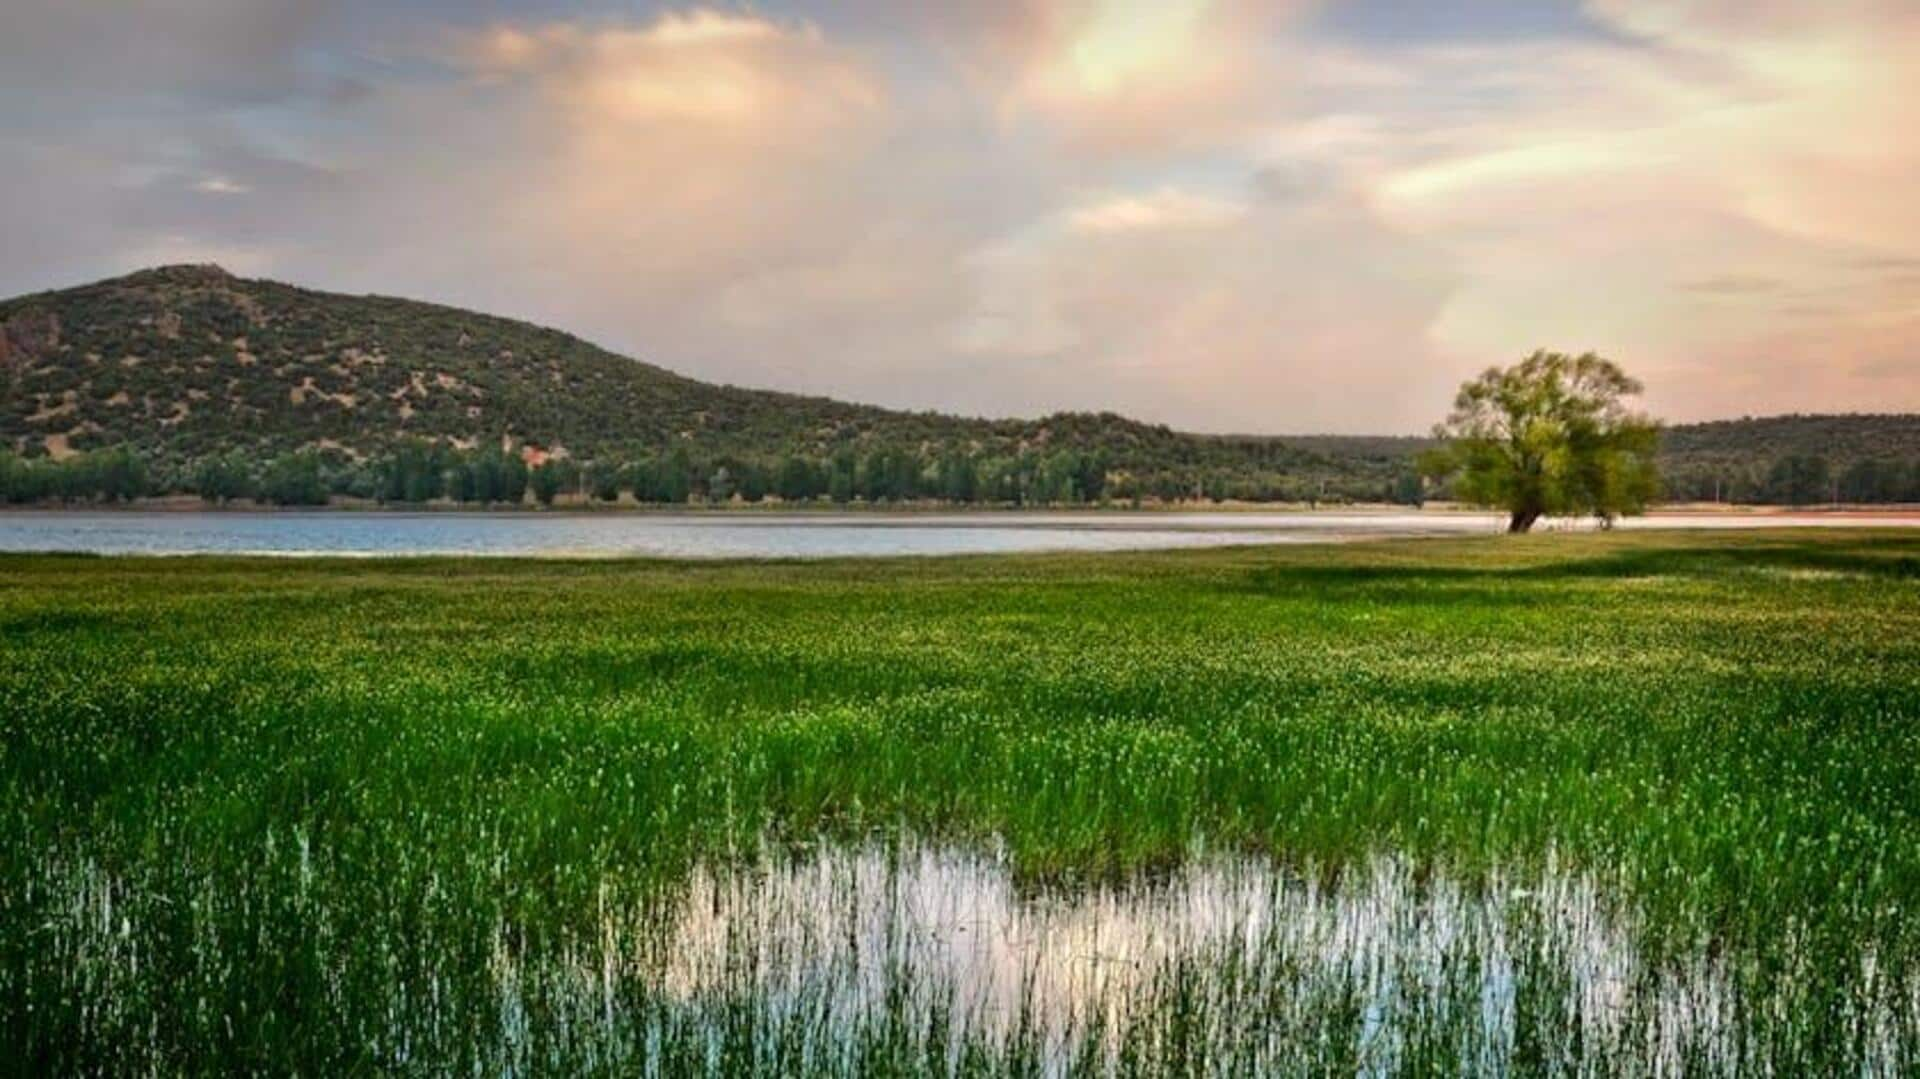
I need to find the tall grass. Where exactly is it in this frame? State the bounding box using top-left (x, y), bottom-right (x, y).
top-left (2, 531), bottom-right (1917, 1072)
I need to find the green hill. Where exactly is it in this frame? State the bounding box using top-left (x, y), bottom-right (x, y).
top-left (1664, 414), bottom-right (1920, 462)
top-left (2, 265), bottom-right (1916, 505)
top-left (2, 263), bottom-right (913, 462)
top-left (0, 265), bottom-right (1405, 503)
top-left (1659, 414), bottom-right (1920, 504)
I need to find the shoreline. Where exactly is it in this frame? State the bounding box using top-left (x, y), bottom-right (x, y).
top-left (2, 508), bottom-right (1918, 563)
top-left (3, 499), bottom-right (1918, 518)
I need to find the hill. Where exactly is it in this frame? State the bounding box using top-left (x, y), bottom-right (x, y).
top-left (1656, 414), bottom-right (1920, 505)
top-left (2, 265), bottom-right (1917, 506)
top-left (0, 265), bottom-right (1408, 504)
top-left (2, 264), bottom-right (912, 463)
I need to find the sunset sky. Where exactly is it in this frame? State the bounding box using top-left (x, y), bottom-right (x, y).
top-left (2, 1), bottom-right (1915, 433)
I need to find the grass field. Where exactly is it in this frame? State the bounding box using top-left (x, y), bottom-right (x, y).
top-left (3, 532), bottom-right (1918, 1073)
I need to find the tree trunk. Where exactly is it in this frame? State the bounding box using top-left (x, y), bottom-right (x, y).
top-left (1507, 508), bottom-right (1541, 533)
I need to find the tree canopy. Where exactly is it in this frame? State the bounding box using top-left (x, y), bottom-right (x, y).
top-left (1424, 351), bottom-right (1660, 532)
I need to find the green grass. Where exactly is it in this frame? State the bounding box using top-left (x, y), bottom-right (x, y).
top-left (2, 531), bottom-right (1918, 1073)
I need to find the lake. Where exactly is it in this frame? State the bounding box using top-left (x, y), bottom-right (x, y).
top-left (0, 509), bottom-right (1911, 558)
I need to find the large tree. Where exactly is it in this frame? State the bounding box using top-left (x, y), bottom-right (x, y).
top-left (1424, 351), bottom-right (1660, 533)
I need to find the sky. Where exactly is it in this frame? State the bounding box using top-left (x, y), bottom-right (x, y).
top-left (1, 1), bottom-right (1915, 434)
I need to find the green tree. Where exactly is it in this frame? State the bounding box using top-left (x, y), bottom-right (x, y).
top-left (379, 440), bottom-right (445, 504)
top-left (470, 450), bottom-right (505, 505)
top-left (1074, 451), bottom-right (1108, 504)
top-left (1765, 455), bottom-right (1830, 506)
top-left (625, 458), bottom-right (661, 503)
top-left (1389, 469), bottom-right (1425, 507)
top-left (92, 447), bottom-right (149, 502)
top-left (776, 456), bottom-right (819, 503)
top-left (447, 459), bottom-right (479, 504)
top-left (828, 449), bottom-right (856, 504)
top-left (1837, 459), bottom-right (1896, 503)
top-left (500, 452), bottom-right (528, 506)
top-left (0, 452), bottom-right (49, 504)
top-left (1423, 351), bottom-right (1660, 532)
top-left (530, 460), bottom-right (567, 506)
top-left (735, 462), bottom-right (767, 503)
top-left (586, 461), bottom-right (622, 502)
top-left (259, 452), bottom-right (328, 506)
top-left (939, 452), bottom-right (978, 503)
top-left (661, 448), bottom-right (693, 503)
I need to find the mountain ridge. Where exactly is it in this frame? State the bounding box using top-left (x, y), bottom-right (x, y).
top-left (4, 265), bottom-right (1918, 505)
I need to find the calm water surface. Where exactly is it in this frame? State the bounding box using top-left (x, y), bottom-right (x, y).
top-left (46, 836), bottom-right (1893, 1073)
top-left (591, 839), bottom-right (1901, 1074)
top-left (0, 510), bottom-right (1910, 558)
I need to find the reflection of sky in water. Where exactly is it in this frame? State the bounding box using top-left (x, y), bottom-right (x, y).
top-left (480, 840), bottom-right (1899, 1075)
top-left (1, 511), bottom-right (1911, 558)
top-left (42, 837), bottom-right (1910, 1072)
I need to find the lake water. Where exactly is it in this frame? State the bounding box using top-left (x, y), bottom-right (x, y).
top-left (0, 509), bottom-right (1911, 558)
top-left (277, 837), bottom-right (1900, 1072)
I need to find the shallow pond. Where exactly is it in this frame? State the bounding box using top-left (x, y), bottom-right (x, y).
top-left (476, 842), bottom-right (1911, 1073)
top-left (37, 836), bottom-right (1916, 1073)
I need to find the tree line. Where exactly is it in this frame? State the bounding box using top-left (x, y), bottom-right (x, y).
top-left (1, 440), bottom-right (1432, 508)
top-left (1664, 455), bottom-right (1920, 506)
top-left (7, 440), bottom-right (1918, 510)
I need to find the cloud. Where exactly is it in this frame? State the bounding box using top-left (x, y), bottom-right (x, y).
top-left (449, 13), bottom-right (877, 124)
top-left (1003, 0), bottom-right (1319, 153)
top-left (1680, 275), bottom-right (1780, 296)
top-left (1345, 0), bottom-right (1920, 420)
top-left (828, 0), bottom-right (1320, 155)
top-left (192, 177), bottom-right (253, 196)
top-left (0, 0), bottom-right (367, 107)
top-left (951, 179), bottom-right (1460, 430)
top-left (0, 1), bottom-right (1914, 433)
top-left (318, 11), bottom-right (1000, 408)
top-left (1065, 189), bottom-right (1246, 233)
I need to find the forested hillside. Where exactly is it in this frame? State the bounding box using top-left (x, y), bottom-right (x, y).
top-left (1661, 414), bottom-right (1920, 504)
top-left (2, 266), bottom-right (1916, 506)
top-left (0, 266), bottom-right (1417, 505)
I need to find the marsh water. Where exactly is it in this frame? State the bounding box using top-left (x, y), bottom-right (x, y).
top-left (1, 509), bottom-right (1911, 557)
top-left (509, 841), bottom-right (1908, 1073)
top-left (46, 837), bottom-right (1910, 1074)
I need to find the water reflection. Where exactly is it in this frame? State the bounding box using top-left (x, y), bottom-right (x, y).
top-left (35, 838), bottom-right (1914, 1073)
top-left (492, 841), bottom-right (1909, 1075)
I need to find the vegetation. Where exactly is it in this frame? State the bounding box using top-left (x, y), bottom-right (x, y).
top-left (1662, 415), bottom-right (1920, 505)
top-left (7, 265), bottom-right (1913, 509)
top-left (1423, 351), bottom-right (1661, 532)
top-left (0, 265), bottom-right (1409, 505)
top-left (0, 445), bottom-right (148, 504)
top-left (2, 532), bottom-right (1917, 1071)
